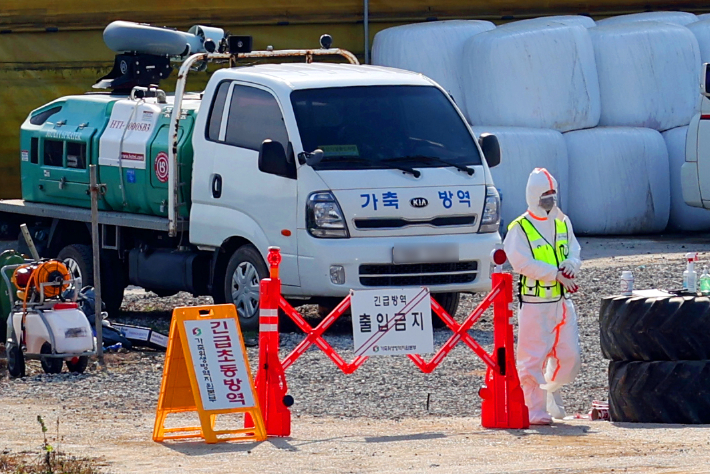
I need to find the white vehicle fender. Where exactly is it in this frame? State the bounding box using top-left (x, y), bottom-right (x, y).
top-left (190, 204), bottom-right (270, 257)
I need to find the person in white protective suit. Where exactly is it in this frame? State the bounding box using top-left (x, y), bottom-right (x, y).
top-left (503, 168), bottom-right (582, 425)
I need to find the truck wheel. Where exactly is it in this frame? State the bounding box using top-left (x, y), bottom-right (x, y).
top-left (609, 360), bottom-right (710, 424)
top-left (6, 343), bottom-right (25, 378)
top-left (600, 296), bottom-right (710, 361)
top-left (66, 356), bottom-right (89, 374)
top-left (222, 245), bottom-right (267, 332)
top-left (57, 244), bottom-right (125, 316)
top-left (431, 292), bottom-right (460, 329)
top-left (40, 342), bottom-right (64, 374)
top-left (58, 244), bottom-right (93, 290)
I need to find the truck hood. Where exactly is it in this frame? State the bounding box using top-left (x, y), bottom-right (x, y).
top-left (315, 166), bottom-right (489, 237)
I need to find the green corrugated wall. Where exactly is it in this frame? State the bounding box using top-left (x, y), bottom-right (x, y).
top-left (0, 1), bottom-right (706, 198)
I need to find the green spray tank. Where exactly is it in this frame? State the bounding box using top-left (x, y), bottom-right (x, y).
top-left (17, 21), bottom-right (224, 217)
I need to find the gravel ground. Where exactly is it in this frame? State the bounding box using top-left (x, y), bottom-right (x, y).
top-left (2, 236), bottom-right (707, 422)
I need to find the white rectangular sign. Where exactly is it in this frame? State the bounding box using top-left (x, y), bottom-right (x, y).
top-left (351, 287), bottom-right (434, 357)
top-left (183, 318), bottom-right (255, 411)
top-left (98, 100), bottom-right (162, 170)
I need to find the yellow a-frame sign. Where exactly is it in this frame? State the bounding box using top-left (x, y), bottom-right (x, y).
top-left (152, 304), bottom-right (266, 444)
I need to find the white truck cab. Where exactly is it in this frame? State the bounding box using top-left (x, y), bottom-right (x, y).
top-left (188, 61), bottom-right (502, 318)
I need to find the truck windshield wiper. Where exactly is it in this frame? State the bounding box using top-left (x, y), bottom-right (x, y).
top-left (384, 155), bottom-right (475, 176)
top-left (320, 155), bottom-right (421, 178)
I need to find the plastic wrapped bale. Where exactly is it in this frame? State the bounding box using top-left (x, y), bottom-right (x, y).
top-left (699, 13), bottom-right (710, 21)
top-left (371, 20), bottom-right (495, 119)
top-left (462, 21), bottom-right (600, 132)
top-left (499, 15), bottom-right (596, 29)
top-left (564, 127), bottom-right (670, 235)
top-left (597, 11), bottom-right (698, 27)
top-left (688, 20), bottom-right (710, 64)
top-left (471, 126), bottom-right (568, 230)
top-left (590, 22), bottom-right (701, 131)
top-left (663, 126), bottom-right (710, 231)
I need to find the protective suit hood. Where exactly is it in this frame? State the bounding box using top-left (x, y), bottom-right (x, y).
top-left (526, 168), bottom-right (558, 218)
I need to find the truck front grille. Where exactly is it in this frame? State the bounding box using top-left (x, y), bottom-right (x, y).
top-left (359, 261), bottom-right (478, 287)
top-left (354, 215), bottom-right (476, 229)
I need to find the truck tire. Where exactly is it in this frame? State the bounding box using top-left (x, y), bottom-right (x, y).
top-left (609, 360), bottom-right (710, 424)
top-left (220, 245), bottom-right (267, 332)
top-left (432, 292), bottom-right (460, 329)
top-left (58, 244), bottom-right (93, 290)
top-left (57, 244), bottom-right (125, 316)
top-left (40, 342), bottom-right (64, 374)
top-left (600, 296), bottom-right (710, 361)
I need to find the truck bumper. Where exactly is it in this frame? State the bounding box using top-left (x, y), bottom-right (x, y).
top-left (288, 231), bottom-right (501, 298)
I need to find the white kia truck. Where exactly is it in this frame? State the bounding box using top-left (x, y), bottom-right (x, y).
top-left (683, 63), bottom-right (710, 209)
top-left (0, 22), bottom-right (502, 330)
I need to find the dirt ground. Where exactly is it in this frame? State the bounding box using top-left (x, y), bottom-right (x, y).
top-left (2, 398), bottom-right (709, 474)
top-left (2, 235), bottom-right (710, 473)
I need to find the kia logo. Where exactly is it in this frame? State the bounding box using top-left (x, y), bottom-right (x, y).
top-left (410, 197), bottom-right (428, 208)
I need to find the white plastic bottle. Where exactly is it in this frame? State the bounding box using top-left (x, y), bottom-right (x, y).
top-left (620, 271), bottom-right (633, 296)
top-left (683, 252), bottom-right (698, 293)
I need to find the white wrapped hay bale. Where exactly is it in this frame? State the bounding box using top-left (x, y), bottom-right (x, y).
top-left (371, 20), bottom-right (495, 118)
top-left (462, 21), bottom-right (600, 132)
top-left (699, 13), bottom-right (710, 21)
top-left (500, 15), bottom-right (596, 29)
top-left (597, 11), bottom-right (698, 27)
top-left (688, 20), bottom-right (710, 64)
top-left (471, 126), bottom-right (568, 228)
top-left (590, 22), bottom-right (701, 131)
top-left (565, 127), bottom-right (670, 235)
top-left (662, 126), bottom-right (710, 231)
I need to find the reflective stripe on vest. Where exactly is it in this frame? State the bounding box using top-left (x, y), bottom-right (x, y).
top-left (508, 216), bottom-right (569, 300)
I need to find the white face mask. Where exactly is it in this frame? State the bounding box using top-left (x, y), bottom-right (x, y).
top-left (539, 194), bottom-right (556, 212)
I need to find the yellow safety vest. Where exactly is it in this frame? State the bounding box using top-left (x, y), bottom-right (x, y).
top-left (508, 216), bottom-right (569, 301)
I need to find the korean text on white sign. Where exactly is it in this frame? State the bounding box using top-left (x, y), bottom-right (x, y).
top-left (351, 287), bottom-right (434, 357)
top-left (183, 319), bottom-right (255, 411)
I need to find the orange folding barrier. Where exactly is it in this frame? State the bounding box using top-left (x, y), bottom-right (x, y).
top-left (254, 247), bottom-right (529, 436)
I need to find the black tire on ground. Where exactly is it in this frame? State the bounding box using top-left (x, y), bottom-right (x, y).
top-left (609, 360), bottom-right (710, 424)
top-left (219, 245), bottom-right (268, 332)
top-left (6, 343), bottom-right (25, 378)
top-left (600, 296), bottom-right (710, 361)
top-left (40, 342), bottom-right (64, 374)
top-left (57, 244), bottom-right (125, 316)
top-left (66, 356), bottom-right (89, 374)
top-left (431, 292), bottom-right (460, 329)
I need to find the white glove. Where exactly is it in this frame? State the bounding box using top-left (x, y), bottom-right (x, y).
top-left (556, 271), bottom-right (578, 293)
top-left (559, 259), bottom-right (577, 279)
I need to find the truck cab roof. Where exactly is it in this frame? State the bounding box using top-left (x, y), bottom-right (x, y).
top-left (211, 63), bottom-right (438, 92)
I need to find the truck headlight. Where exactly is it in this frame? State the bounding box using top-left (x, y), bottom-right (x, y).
top-left (306, 191), bottom-right (350, 238)
top-left (478, 186), bottom-right (500, 233)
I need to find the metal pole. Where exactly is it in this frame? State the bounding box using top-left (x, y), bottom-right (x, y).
top-left (90, 165), bottom-right (104, 367)
top-left (364, 0), bottom-right (370, 64)
top-left (19, 224), bottom-right (40, 261)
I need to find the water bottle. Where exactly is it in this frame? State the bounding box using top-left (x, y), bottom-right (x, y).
top-left (620, 271), bottom-right (633, 296)
top-left (683, 253), bottom-right (698, 293)
top-left (700, 267), bottom-right (710, 296)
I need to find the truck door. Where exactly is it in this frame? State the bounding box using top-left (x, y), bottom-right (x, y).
top-left (195, 82), bottom-right (299, 286)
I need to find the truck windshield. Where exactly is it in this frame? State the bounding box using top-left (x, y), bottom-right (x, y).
top-left (290, 86), bottom-right (482, 171)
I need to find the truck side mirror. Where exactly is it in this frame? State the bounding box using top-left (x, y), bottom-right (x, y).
top-left (259, 140), bottom-right (296, 179)
top-left (703, 63), bottom-right (710, 98)
top-left (478, 133), bottom-right (501, 168)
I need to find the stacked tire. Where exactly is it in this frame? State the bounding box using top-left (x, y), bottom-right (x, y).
top-left (599, 295), bottom-right (710, 423)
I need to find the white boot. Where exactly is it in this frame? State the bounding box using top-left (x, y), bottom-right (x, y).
top-left (547, 391), bottom-right (567, 420)
top-left (522, 379), bottom-right (551, 425)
